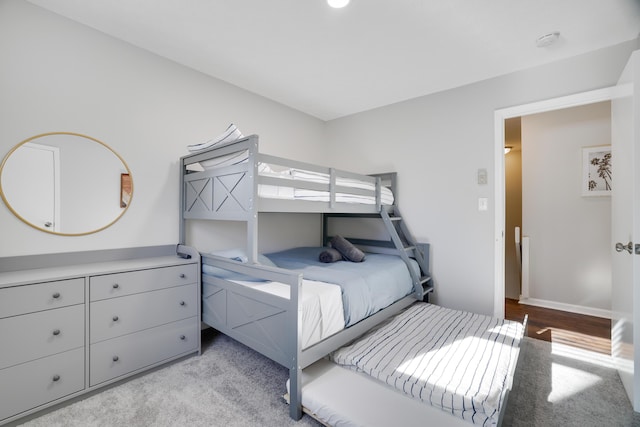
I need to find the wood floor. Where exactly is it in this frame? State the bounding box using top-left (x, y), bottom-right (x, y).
top-left (504, 298), bottom-right (612, 355)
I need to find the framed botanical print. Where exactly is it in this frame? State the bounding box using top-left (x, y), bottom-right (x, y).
top-left (582, 145), bottom-right (611, 197)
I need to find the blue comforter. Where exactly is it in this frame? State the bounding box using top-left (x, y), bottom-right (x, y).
top-left (264, 247), bottom-right (417, 326)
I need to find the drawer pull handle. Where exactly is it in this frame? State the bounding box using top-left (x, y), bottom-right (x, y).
top-left (180, 335), bottom-right (186, 340)
top-left (112, 356), bottom-right (119, 362)
top-left (180, 301), bottom-right (186, 306)
top-left (53, 329), bottom-right (61, 336)
top-left (52, 292), bottom-right (60, 299)
top-left (112, 283), bottom-right (120, 289)
top-left (52, 374), bottom-right (60, 382)
top-left (180, 273), bottom-right (186, 278)
top-left (112, 315), bottom-right (119, 322)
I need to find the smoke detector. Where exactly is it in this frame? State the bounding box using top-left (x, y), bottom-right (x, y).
top-left (536, 31), bottom-right (560, 48)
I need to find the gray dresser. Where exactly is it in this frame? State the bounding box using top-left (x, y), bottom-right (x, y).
top-left (0, 245), bottom-right (200, 426)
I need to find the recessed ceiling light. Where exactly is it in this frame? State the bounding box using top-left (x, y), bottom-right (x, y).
top-left (328, 0), bottom-right (350, 8)
top-left (535, 31), bottom-right (560, 48)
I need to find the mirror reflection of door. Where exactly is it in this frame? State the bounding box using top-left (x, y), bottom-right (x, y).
top-left (2, 142), bottom-right (60, 232)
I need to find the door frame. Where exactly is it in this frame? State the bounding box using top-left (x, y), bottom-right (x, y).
top-left (493, 86), bottom-right (615, 318)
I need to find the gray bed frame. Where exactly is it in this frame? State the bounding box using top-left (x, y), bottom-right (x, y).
top-left (179, 135), bottom-right (432, 420)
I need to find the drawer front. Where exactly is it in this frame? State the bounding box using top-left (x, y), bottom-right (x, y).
top-left (90, 264), bottom-right (198, 302)
top-left (0, 347), bottom-right (85, 421)
top-left (0, 278), bottom-right (84, 319)
top-left (90, 283), bottom-right (197, 343)
top-left (0, 304), bottom-right (85, 370)
top-left (90, 316), bottom-right (198, 386)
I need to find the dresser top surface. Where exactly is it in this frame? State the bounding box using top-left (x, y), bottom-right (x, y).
top-left (0, 255), bottom-right (198, 288)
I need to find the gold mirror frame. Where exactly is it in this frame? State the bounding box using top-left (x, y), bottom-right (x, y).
top-left (0, 132), bottom-right (133, 236)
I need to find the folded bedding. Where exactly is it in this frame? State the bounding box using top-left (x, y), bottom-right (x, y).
top-left (330, 302), bottom-right (524, 426)
top-left (265, 247), bottom-right (417, 326)
top-left (188, 123), bottom-right (244, 152)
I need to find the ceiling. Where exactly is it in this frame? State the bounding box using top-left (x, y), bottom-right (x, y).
top-left (26, 0), bottom-right (640, 121)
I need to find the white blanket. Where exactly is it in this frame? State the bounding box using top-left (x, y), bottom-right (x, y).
top-left (233, 279), bottom-right (345, 349)
top-left (258, 185), bottom-right (394, 205)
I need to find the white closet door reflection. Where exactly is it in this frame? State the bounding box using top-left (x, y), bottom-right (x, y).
top-left (2, 142), bottom-right (60, 232)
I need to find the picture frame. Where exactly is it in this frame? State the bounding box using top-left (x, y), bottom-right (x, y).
top-left (582, 145), bottom-right (611, 197)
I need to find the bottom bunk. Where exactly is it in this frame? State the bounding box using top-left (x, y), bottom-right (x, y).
top-left (286, 302), bottom-right (527, 427)
top-left (199, 245), bottom-right (425, 420)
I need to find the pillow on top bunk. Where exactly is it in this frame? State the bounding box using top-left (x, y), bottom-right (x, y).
top-left (330, 235), bottom-right (366, 262)
top-left (203, 248), bottom-right (277, 282)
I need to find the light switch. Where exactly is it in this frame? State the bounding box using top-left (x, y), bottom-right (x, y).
top-left (478, 198), bottom-right (488, 211)
top-left (477, 169), bottom-right (488, 185)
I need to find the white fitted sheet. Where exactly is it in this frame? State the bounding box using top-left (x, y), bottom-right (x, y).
top-left (233, 279), bottom-right (345, 349)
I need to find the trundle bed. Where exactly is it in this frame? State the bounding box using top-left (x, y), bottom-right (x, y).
top-left (179, 135), bottom-right (525, 425)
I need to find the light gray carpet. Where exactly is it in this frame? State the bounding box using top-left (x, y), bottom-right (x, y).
top-left (18, 332), bottom-right (640, 427)
top-left (19, 330), bottom-right (321, 427)
top-left (502, 337), bottom-right (640, 427)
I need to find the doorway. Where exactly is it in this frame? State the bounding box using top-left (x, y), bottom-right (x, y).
top-left (503, 103), bottom-right (613, 318)
top-left (493, 87), bottom-right (615, 319)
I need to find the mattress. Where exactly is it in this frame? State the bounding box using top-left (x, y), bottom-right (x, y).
top-left (329, 302), bottom-right (524, 426)
top-left (217, 278), bottom-right (345, 349)
top-left (287, 358), bottom-right (472, 427)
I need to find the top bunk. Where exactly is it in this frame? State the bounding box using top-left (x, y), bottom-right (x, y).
top-left (180, 135), bottom-right (396, 222)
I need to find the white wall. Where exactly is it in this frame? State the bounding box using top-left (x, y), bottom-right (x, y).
top-left (1, 0), bottom-right (637, 316)
top-left (521, 102), bottom-right (612, 313)
top-left (325, 42), bottom-right (637, 315)
top-left (0, 0), bottom-right (327, 257)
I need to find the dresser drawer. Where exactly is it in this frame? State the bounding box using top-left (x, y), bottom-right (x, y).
top-left (0, 347), bottom-right (85, 421)
top-left (89, 316), bottom-right (198, 386)
top-left (0, 278), bottom-right (84, 319)
top-left (90, 264), bottom-right (197, 301)
top-left (0, 304), bottom-right (84, 370)
top-left (90, 283), bottom-right (197, 343)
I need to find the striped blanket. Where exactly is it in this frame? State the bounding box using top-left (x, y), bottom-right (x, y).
top-left (330, 303), bottom-right (523, 426)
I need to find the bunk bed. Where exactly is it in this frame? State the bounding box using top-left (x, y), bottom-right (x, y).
top-left (179, 135), bottom-right (525, 425)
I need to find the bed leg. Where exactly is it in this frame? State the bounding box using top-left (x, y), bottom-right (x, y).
top-left (289, 366), bottom-right (303, 420)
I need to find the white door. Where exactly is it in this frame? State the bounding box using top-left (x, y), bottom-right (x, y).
top-left (611, 50), bottom-right (640, 410)
top-left (1, 142), bottom-right (60, 232)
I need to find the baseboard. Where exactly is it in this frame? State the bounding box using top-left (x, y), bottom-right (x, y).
top-left (518, 297), bottom-right (611, 319)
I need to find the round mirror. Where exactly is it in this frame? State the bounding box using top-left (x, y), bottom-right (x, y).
top-left (0, 132), bottom-right (133, 236)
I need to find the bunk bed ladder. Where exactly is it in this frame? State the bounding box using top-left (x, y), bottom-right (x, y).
top-left (379, 208), bottom-right (432, 300)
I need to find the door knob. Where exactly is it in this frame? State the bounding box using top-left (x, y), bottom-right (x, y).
top-left (616, 242), bottom-right (633, 254)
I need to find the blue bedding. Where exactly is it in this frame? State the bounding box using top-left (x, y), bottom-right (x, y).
top-left (264, 247), bottom-right (417, 326)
